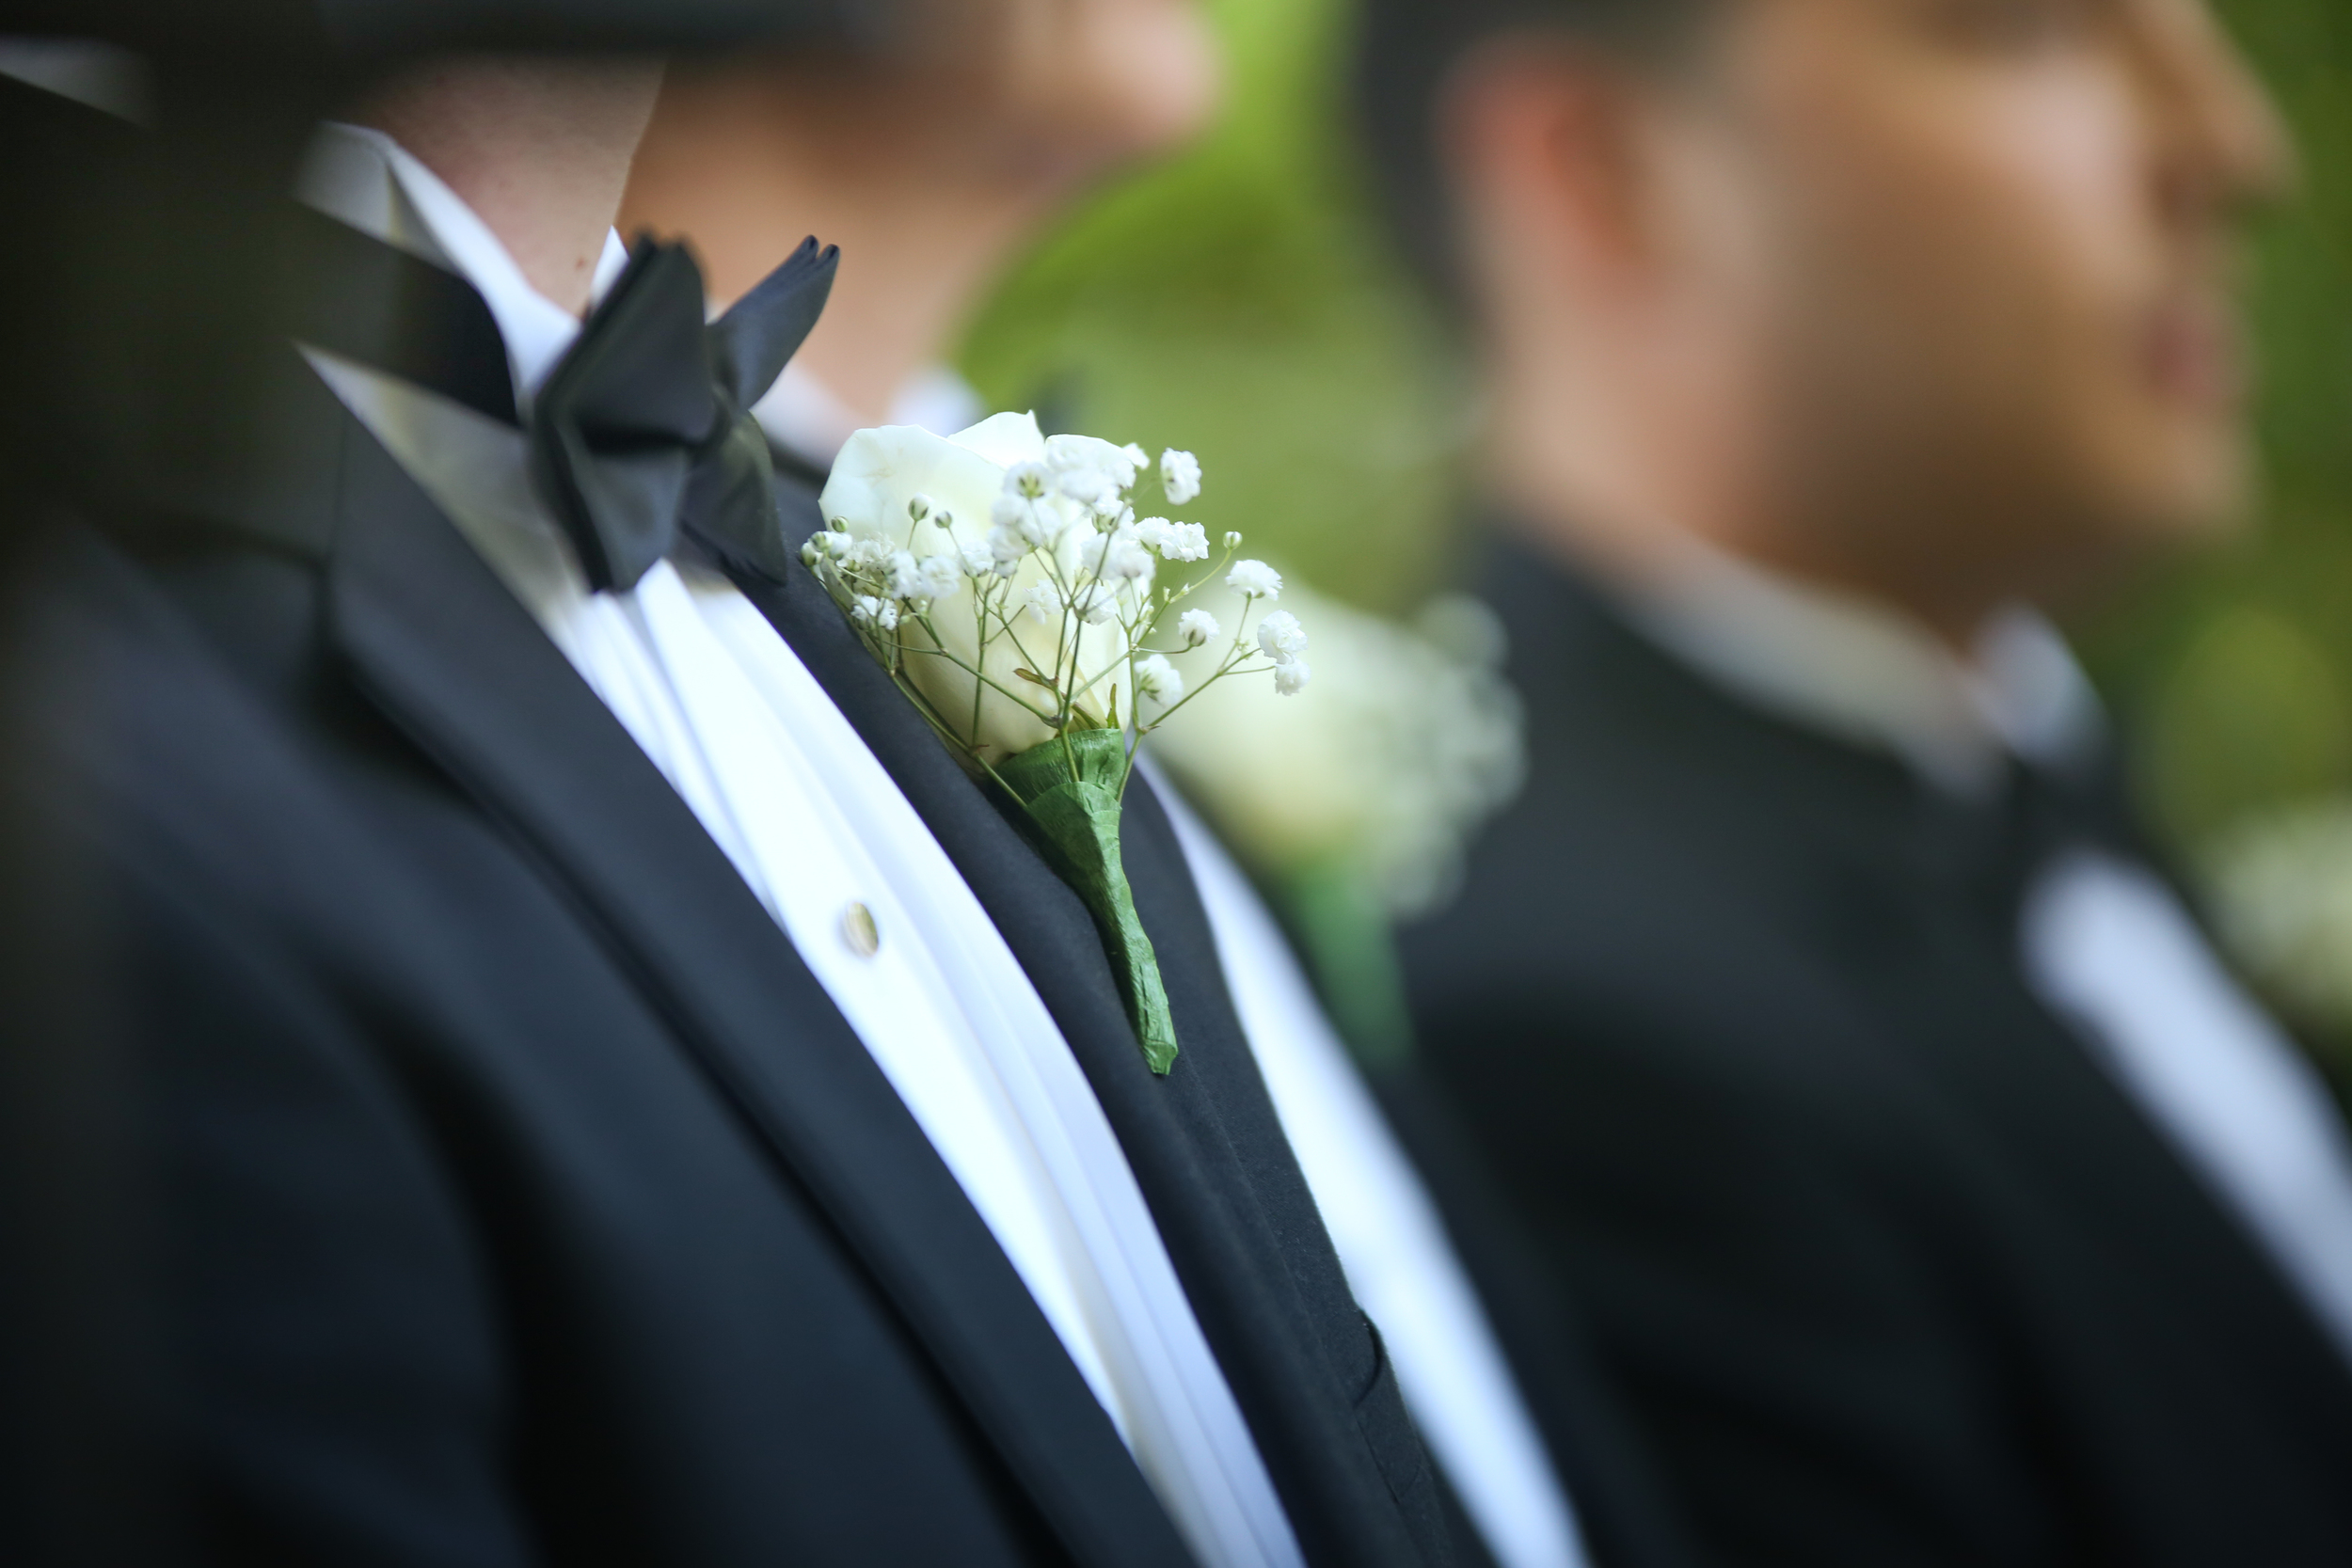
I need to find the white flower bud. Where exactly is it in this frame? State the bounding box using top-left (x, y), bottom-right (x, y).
top-left (800, 539), bottom-right (821, 568)
top-left (1222, 531), bottom-right (1243, 550)
top-left (1160, 448), bottom-right (1201, 506)
top-left (1177, 609), bottom-right (1219, 648)
top-left (1272, 658), bottom-right (1311, 696)
top-left (907, 493), bottom-right (932, 523)
top-left (1225, 560), bottom-right (1282, 601)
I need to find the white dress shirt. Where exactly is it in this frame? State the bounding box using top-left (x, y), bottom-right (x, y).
top-left (295, 124), bottom-right (1303, 1568)
top-left (1623, 542), bottom-right (2352, 1367)
top-left (1151, 767), bottom-right (1591, 1568)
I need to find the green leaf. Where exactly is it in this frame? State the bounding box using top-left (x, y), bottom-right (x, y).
top-left (996, 732), bottom-right (1181, 1074)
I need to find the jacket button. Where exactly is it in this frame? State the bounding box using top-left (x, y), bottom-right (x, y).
top-left (840, 901), bottom-right (881, 958)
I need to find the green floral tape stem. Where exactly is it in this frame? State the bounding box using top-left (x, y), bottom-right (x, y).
top-left (996, 730), bottom-right (1180, 1075)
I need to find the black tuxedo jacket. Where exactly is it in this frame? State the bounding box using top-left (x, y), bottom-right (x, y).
top-left (24, 331), bottom-right (1454, 1565)
top-left (1399, 540), bottom-right (2352, 1567)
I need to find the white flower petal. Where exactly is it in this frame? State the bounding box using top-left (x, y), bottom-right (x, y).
top-left (1225, 560), bottom-right (1282, 601)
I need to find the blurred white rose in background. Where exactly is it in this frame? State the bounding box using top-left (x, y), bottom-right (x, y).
top-left (1150, 580), bottom-right (1524, 921)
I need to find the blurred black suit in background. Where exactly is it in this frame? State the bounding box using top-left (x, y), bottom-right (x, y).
top-left (1403, 539), bottom-right (2352, 1565)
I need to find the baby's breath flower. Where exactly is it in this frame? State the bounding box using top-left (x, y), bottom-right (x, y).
top-left (1225, 560), bottom-right (1282, 601)
top-left (851, 594), bottom-right (899, 633)
top-left (1073, 582), bottom-right (1121, 626)
top-left (1161, 448), bottom-right (1201, 507)
top-left (1257, 610), bottom-right (1308, 664)
top-left (994, 462), bottom-right (1061, 545)
top-left (1177, 608), bottom-right (1219, 648)
top-left (886, 550), bottom-right (923, 602)
top-left (986, 524), bottom-right (1028, 570)
top-left (1121, 442), bottom-right (1152, 473)
top-left (1272, 658), bottom-right (1311, 696)
top-left (1135, 653), bottom-right (1184, 713)
top-left (1081, 526), bottom-right (1154, 583)
top-left (1024, 579), bottom-right (1063, 626)
top-left (1057, 465), bottom-right (1122, 516)
top-left (916, 554), bottom-right (962, 600)
top-left (959, 542), bottom-right (996, 579)
top-left (1136, 517), bottom-right (1208, 562)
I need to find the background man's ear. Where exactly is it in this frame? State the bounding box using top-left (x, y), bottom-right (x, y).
top-left (1439, 40), bottom-right (1677, 293)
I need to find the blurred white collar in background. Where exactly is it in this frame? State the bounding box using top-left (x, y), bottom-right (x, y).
top-left (1619, 537), bottom-right (2105, 797)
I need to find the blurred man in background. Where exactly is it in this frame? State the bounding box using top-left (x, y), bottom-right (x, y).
top-left (1369, 0), bottom-right (2352, 1560)
top-left (623, 17), bottom-right (1700, 1566)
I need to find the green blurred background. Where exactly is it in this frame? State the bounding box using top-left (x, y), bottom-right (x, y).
top-left (957, 0), bottom-right (2352, 1059)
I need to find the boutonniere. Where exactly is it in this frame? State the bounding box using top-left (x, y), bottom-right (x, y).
top-left (809, 412), bottom-right (1308, 1074)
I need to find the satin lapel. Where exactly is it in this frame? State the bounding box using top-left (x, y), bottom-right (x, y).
top-left (316, 414), bottom-right (1192, 1568)
top-left (735, 533), bottom-right (1438, 1568)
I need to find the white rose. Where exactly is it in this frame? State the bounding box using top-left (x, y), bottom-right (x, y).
top-left (821, 412), bottom-right (1132, 763)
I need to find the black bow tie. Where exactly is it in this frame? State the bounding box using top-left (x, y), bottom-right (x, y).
top-left (290, 210), bottom-right (836, 592)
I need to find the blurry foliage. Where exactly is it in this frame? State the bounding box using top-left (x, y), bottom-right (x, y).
top-left (962, 0), bottom-right (2352, 979)
top-left (2079, 0), bottom-right (2352, 854)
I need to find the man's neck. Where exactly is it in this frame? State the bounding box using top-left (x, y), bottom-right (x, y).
top-left (1486, 383), bottom-right (2011, 657)
top-left (359, 55), bottom-right (663, 317)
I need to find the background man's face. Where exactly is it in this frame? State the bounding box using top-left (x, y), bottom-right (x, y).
top-left (1708, 0), bottom-right (2289, 600)
top-left (918, 0), bottom-right (1220, 182)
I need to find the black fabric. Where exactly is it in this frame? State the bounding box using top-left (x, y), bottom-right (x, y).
top-left (731, 493), bottom-right (1456, 1568)
top-left (1370, 1061), bottom-right (1709, 1568)
top-left (27, 355), bottom-right (1205, 1566)
top-left (296, 222), bottom-right (835, 591)
top-left (1400, 537), bottom-right (2352, 1567)
top-left (21, 189), bottom-right (1455, 1564)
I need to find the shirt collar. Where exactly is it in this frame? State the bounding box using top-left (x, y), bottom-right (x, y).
top-left (1615, 537), bottom-right (2106, 798)
top-left (295, 122), bottom-right (631, 418)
